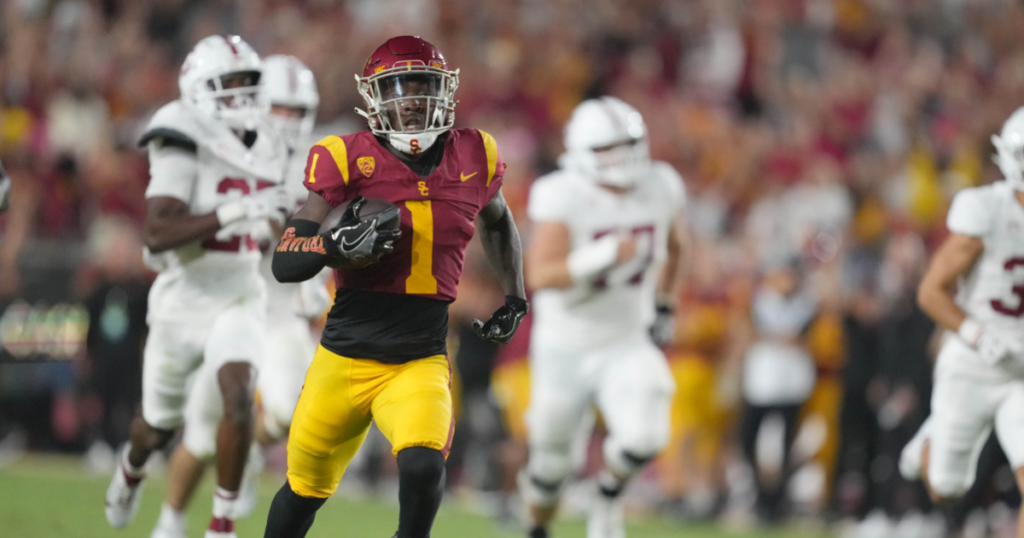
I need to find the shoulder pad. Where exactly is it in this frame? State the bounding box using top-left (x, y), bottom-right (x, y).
top-left (138, 101), bottom-right (201, 150)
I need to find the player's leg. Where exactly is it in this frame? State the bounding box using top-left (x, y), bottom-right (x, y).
top-left (922, 367), bottom-right (998, 504)
top-left (264, 347), bottom-right (374, 538)
top-left (371, 355), bottom-right (455, 538)
top-left (593, 340), bottom-right (675, 538)
top-left (236, 321), bottom-right (314, 517)
top-left (106, 321), bottom-right (204, 528)
top-left (992, 382), bottom-right (1024, 538)
top-left (519, 342), bottom-right (593, 538)
top-left (256, 319), bottom-right (315, 445)
top-left (202, 300), bottom-right (268, 537)
top-left (153, 361), bottom-right (223, 538)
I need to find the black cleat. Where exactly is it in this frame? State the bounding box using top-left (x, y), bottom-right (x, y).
top-left (528, 526), bottom-right (549, 538)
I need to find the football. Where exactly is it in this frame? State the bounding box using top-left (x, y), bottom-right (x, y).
top-left (318, 197), bottom-right (401, 271)
top-left (317, 197), bottom-right (401, 236)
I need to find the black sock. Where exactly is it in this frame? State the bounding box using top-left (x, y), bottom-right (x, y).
top-left (263, 481), bottom-right (327, 538)
top-left (396, 447), bottom-right (446, 538)
top-left (528, 525), bottom-right (549, 538)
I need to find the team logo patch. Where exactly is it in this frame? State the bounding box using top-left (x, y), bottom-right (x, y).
top-left (357, 156), bottom-right (375, 177)
top-left (374, 65), bottom-right (386, 74)
top-left (430, 61), bottom-right (444, 69)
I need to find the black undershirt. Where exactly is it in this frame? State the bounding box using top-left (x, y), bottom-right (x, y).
top-left (320, 288), bottom-right (450, 364)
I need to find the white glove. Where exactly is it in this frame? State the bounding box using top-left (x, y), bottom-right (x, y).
top-left (294, 270), bottom-right (332, 320)
top-left (958, 318), bottom-right (1024, 366)
top-left (216, 186), bottom-right (295, 228)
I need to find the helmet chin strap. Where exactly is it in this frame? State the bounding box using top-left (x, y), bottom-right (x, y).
top-left (388, 131), bottom-right (441, 155)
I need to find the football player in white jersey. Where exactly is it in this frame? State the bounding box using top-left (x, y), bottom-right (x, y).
top-left (899, 107), bottom-right (1024, 537)
top-left (520, 97), bottom-right (686, 538)
top-left (103, 35), bottom-right (293, 538)
top-left (148, 55), bottom-right (329, 538)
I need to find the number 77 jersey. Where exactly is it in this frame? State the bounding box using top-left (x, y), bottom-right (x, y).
top-left (949, 181), bottom-right (1024, 329)
top-left (302, 129), bottom-right (505, 302)
top-left (526, 162), bottom-right (686, 349)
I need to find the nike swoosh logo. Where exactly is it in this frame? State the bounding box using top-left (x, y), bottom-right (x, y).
top-left (336, 222), bottom-right (375, 252)
top-left (460, 172), bottom-right (477, 182)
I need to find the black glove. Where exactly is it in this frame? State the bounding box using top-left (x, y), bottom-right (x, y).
top-left (473, 296), bottom-right (530, 344)
top-left (649, 299), bottom-right (675, 347)
top-left (322, 196), bottom-right (401, 270)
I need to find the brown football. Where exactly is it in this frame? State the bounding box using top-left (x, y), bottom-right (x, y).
top-left (317, 197), bottom-right (401, 236)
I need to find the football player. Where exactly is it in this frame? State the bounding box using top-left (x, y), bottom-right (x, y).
top-left (103, 35), bottom-right (293, 538)
top-left (0, 159), bottom-right (10, 212)
top-left (263, 36), bottom-right (529, 538)
top-left (148, 54), bottom-right (327, 538)
top-left (899, 107), bottom-right (1024, 538)
top-left (520, 97), bottom-right (686, 538)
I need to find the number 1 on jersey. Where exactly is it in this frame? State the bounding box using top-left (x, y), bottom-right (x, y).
top-left (405, 200), bottom-right (438, 294)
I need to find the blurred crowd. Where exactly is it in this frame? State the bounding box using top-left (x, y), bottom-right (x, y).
top-left (3, 0), bottom-right (1024, 534)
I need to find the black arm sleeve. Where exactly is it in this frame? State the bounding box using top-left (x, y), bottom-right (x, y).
top-left (272, 219), bottom-right (329, 283)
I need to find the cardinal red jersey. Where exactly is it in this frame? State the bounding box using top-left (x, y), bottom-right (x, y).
top-left (303, 129), bottom-right (504, 302)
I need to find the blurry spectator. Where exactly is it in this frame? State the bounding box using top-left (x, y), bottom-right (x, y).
top-left (740, 258), bottom-right (818, 523)
top-left (79, 217), bottom-right (149, 469)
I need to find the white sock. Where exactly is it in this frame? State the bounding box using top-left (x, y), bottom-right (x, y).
top-left (212, 487), bottom-right (240, 519)
top-left (157, 503), bottom-right (185, 529)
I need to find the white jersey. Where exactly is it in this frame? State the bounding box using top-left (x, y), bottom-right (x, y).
top-left (259, 134), bottom-right (330, 324)
top-left (941, 181), bottom-right (1024, 378)
top-left (142, 100), bottom-right (289, 323)
top-left (527, 161), bottom-right (685, 348)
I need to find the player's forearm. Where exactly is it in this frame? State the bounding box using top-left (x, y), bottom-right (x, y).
top-left (479, 207), bottom-right (526, 299)
top-left (271, 219), bottom-right (328, 283)
top-left (917, 282), bottom-right (966, 333)
top-left (525, 258), bottom-right (574, 290)
top-left (144, 212), bottom-right (221, 253)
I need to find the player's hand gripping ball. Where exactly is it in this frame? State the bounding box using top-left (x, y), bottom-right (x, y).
top-left (473, 296), bottom-right (530, 344)
top-left (319, 195), bottom-right (401, 270)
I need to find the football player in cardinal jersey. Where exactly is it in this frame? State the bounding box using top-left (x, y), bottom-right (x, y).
top-left (148, 55), bottom-right (328, 538)
top-left (899, 107), bottom-right (1024, 538)
top-left (262, 36), bottom-right (528, 538)
top-left (520, 97), bottom-right (686, 538)
top-left (103, 35), bottom-right (293, 538)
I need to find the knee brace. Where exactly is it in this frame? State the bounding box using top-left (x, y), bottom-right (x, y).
top-left (603, 437), bottom-right (659, 479)
top-left (520, 446), bottom-right (574, 508)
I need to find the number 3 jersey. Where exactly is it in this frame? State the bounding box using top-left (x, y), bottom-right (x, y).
top-left (301, 129), bottom-right (505, 363)
top-left (527, 162), bottom-right (686, 349)
top-left (944, 180), bottom-right (1024, 377)
top-left (140, 100), bottom-right (289, 323)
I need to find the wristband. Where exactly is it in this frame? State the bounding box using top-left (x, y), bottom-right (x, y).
top-left (567, 234), bottom-right (620, 283)
top-left (957, 317), bottom-right (984, 347)
top-left (216, 200), bottom-right (246, 227)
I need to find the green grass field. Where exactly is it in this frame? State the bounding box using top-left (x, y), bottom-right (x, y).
top-left (0, 455), bottom-right (834, 538)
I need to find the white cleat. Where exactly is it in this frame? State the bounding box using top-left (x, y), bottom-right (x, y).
top-left (205, 517), bottom-right (237, 538)
top-left (235, 443), bottom-right (265, 519)
top-left (105, 447), bottom-right (146, 528)
top-left (899, 417), bottom-right (933, 481)
top-left (587, 492), bottom-right (626, 538)
top-left (151, 503), bottom-right (187, 538)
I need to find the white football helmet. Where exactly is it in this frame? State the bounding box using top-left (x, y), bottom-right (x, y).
top-left (261, 55), bottom-right (319, 150)
top-left (561, 96), bottom-right (650, 188)
top-left (178, 35), bottom-right (264, 130)
top-left (992, 106), bottom-right (1024, 192)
